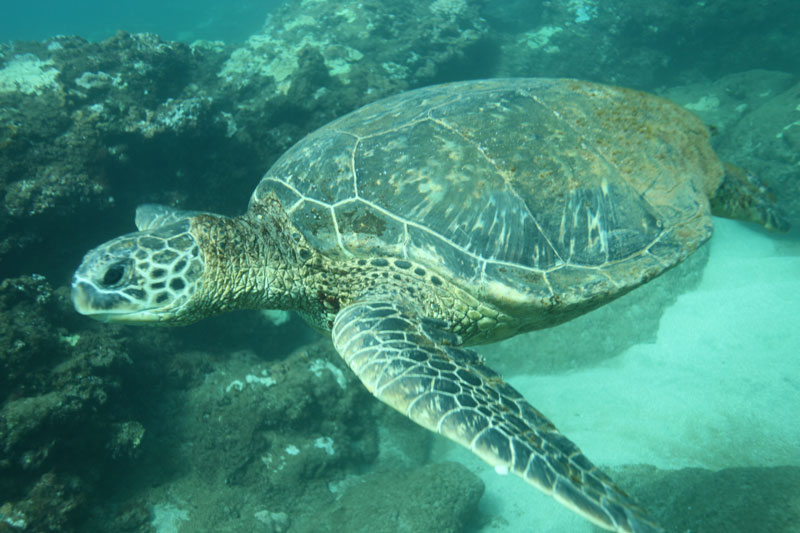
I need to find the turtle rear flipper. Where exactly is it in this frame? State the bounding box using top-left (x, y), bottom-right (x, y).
top-left (332, 299), bottom-right (663, 533)
top-left (711, 162), bottom-right (790, 232)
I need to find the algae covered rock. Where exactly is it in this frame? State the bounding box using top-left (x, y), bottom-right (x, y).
top-left (0, 33), bottom-right (232, 277)
top-left (293, 461), bottom-right (484, 533)
top-left (0, 0), bottom-right (496, 278)
top-left (610, 464), bottom-right (800, 533)
top-left (662, 70), bottom-right (800, 227)
top-left (211, 0), bottom-right (494, 175)
top-left (0, 274), bottom-right (139, 532)
top-left (488, 0), bottom-right (800, 87)
top-left (218, 0), bottom-right (489, 98)
top-left (720, 78), bottom-right (800, 226)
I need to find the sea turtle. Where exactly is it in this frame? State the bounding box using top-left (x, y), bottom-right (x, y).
top-left (71, 78), bottom-right (788, 532)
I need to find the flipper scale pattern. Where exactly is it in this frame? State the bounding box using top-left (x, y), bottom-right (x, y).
top-left (332, 300), bottom-right (663, 533)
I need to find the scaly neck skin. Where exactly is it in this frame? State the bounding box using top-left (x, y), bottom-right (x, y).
top-left (186, 201), bottom-right (317, 322)
top-left (179, 198), bottom-right (511, 340)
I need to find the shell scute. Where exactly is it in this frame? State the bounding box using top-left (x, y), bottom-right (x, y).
top-left (251, 78), bottom-right (721, 319)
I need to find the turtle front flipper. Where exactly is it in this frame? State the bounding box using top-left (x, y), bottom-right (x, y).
top-left (332, 300), bottom-right (663, 533)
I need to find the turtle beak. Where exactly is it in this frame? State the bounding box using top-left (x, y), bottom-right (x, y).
top-left (70, 275), bottom-right (129, 322)
top-left (70, 255), bottom-right (150, 323)
top-left (70, 277), bottom-right (98, 318)
top-left (70, 277), bottom-right (163, 324)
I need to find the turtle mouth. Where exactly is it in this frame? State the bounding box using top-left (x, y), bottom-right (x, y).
top-left (70, 277), bottom-right (161, 323)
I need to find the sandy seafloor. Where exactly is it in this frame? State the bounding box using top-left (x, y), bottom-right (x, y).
top-left (430, 217), bottom-right (800, 531)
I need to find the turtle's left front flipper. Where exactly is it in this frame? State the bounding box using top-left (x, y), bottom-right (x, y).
top-left (332, 300), bottom-right (662, 533)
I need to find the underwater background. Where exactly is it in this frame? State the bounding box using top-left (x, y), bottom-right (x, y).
top-left (1, 0), bottom-right (284, 43)
top-left (1, 1), bottom-right (799, 532)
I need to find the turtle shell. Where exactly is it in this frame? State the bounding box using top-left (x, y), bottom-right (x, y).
top-left (251, 78), bottom-right (723, 326)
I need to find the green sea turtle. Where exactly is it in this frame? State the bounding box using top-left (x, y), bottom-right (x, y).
top-left (71, 78), bottom-right (787, 532)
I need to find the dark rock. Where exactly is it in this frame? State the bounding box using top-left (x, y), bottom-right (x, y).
top-left (293, 461), bottom-right (484, 533)
top-left (662, 70), bottom-right (800, 226)
top-left (178, 340), bottom-right (377, 494)
top-left (76, 340), bottom-right (382, 533)
top-left (0, 274), bottom-right (170, 532)
top-left (487, 0), bottom-right (800, 88)
top-left (612, 464), bottom-right (800, 533)
top-left (0, 472), bottom-right (86, 533)
top-left (720, 80), bottom-right (800, 227)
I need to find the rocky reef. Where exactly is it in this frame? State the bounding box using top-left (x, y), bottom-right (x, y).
top-left (1, 0), bottom-right (798, 531)
top-left (0, 0), bottom-right (495, 281)
top-left (487, 0), bottom-right (800, 87)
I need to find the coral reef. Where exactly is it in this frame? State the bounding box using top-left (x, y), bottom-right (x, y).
top-left (486, 0), bottom-right (800, 88)
top-left (0, 33), bottom-right (235, 278)
top-left (0, 275), bottom-right (134, 531)
top-left (218, 0), bottom-right (489, 97)
top-left (1, 0), bottom-right (493, 281)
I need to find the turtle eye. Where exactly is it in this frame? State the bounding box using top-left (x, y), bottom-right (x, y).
top-left (101, 262), bottom-right (127, 287)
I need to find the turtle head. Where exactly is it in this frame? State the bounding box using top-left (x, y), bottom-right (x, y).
top-left (71, 207), bottom-right (206, 324)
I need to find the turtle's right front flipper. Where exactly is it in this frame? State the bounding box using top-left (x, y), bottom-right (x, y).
top-left (332, 300), bottom-right (663, 533)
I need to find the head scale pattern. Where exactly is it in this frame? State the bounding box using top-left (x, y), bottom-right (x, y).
top-left (71, 220), bottom-right (205, 323)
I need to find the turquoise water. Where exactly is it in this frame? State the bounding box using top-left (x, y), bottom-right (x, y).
top-left (1, 0), bottom-right (284, 43)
